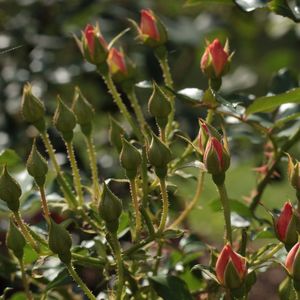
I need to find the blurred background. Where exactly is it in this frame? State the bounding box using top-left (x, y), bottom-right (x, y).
top-left (1, 0), bottom-right (300, 299)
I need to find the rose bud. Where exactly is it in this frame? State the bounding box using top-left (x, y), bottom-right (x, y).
top-left (200, 39), bottom-right (231, 86)
top-left (285, 242), bottom-right (300, 283)
top-left (21, 83), bottom-right (46, 132)
top-left (81, 24), bottom-right (108, 65)
top-left (138, 9), bottom-right (167, 48)
top-left (109, 116), bottom-right (125, 153)
top-left (216, 244), bottom-right (247, 290)
top-left (288, 154), bottom-right (300, 193)
top-left (274, 202), bottom-right (298, 249)
top-left (203, 137), bottom-right (230, 181)
top-left (107, 48), bottom-right (135, 85)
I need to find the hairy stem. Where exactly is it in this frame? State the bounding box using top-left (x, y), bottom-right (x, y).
top-left (130, 179), bottom-right (141, 240)
top-left (13, 211), bottom-right (38, 252)
top-left (157, 178), bottom-right (169, 234)
top-left (216, 183), bottom-right (232, 244)
top-left (39, 186), bottom-right (50, 224)
top-left (85, 135), bottom-right (100, 204)
top-left (19, 259), bottom-right (33, 300)
top-left (66, 141), bottom-right (84, 207)
top-left (66, 263), bottom-right (96, 300)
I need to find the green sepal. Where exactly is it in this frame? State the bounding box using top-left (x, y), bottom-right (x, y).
top-left (119, 138), bottom-right (142, 180)
top-left (224, 260), bottom-right (243, 290)
top-left (98, 183), bottom-right (122, 232)
top-left (0, 166), bottom-right (21, 212)
top-left (53, 96), bottom-right (76, 142)
top-left (26, 139), bottom-right (48, 187)
top-left (6, 219), bottom-right (26, 260)
top-left (48, 218), bottom-right (72, 264)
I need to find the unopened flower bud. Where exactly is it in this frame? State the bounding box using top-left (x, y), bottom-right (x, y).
top-left (286, 242), bottom-right (300, 283)
top-left (0, 166), bottom-right (21, 212)
top-left (120, 138), bottom-right (142, 180)
top-left (99, 183), bottom-right (122, 233)
top-left (109, 116), bottom-right (125, 153)
top-left (136, 9), bottom-right (168, 48)
top-left (288, 155), bottom-right (300, 192)
top-left (26, 139), bottom-right (48, 187)
top-left (200, 39), bottom-right (231, 81)
top-left (216, 244), bottom-right (247, 290)
top-left (21, 83), bottom-right (46, 132)
top-left (81, 24), bottom-right (108, 65)
top-left (72, 87), bottom-right (94, 137)
top-left (203, 137), bottom-right (230, 179)
top-left (274, 202), bottom-right (298, 249)
top-left (48, 218), bottom-right (72, 264)
top-left (53, 97), bottom-right (76, 142)
top-left (6, 219), bottom-right (26, 260)
top-left (147, 134), bottom-right (172, 178)
top-left (107, 48), bottom-right (136, 87)
top-left (148, 83), bottom-right (171, 129)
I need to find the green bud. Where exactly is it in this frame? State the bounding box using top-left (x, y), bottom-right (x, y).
top-left (99, 183), bottom-right (122, 233)
top-left (53, 96), bottom-right (76, 142)
top-left (21, 83), bottom-right (46, 132)
top-left (109, 116), bottom-right (125, 153)
top-left (72, 87), bottom-right (94, 137)
top-left (0, 166), bottom-right (21, 212)
top-left (6, 219), bottom-right (26, 260)
top-left (147, 134), bottom-right (172, 178)
top-left (48, 218), bottom-right (72, 264)
top-left (26, 139), bottom-right (48, 187)
top-left (148, 83), bottom-right (171, 129)
top-left (119, 138), bottom-right (142, 180)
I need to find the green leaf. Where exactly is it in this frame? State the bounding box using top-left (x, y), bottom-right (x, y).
top-left (149, 275), bottom-right (193, 300)
top-left (246, 88), bottom-right (300, 115)
top-left (46, 268), bottom-right (72, 291)
top-left (279, 277), bottom-right (297, 300)
top-left (9, 293), bottom-right (27, 300)
top-left (273, 113), bottom-right (300, 129)
top-left (269, 0), bottom-right (300, 22)
top-left (0, 149), bottom-right (21, 167)
top-left (23, 244), bottom-right (39, 264)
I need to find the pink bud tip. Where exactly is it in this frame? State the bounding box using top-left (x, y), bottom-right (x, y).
top-left (276, 202), bottom-right (293, 242)
top-left (140, 9), bottom-right (160, 41)
top-left (286, 242), bottom-right (300, 274)
top-left (108, 48), bottom-right (127, 74)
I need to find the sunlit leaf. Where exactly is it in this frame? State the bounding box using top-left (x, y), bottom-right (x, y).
top-left (0, 149), bottom-right (21, 167)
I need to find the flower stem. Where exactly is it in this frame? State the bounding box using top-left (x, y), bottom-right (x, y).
top-left (252, 242), bottom-right (284, 266)
top-left (85, 135), bottom-right (100, 204)
top-left (41, 132), bottom-right (76, 208)
top-left (13, 211), bottom-right (38, 252)
top-left (108, 233), bottom-right (124, 300)
top-left (66, 263), bottom-right (96, 300)
top-left (39, 185), bottom-right (50, 224)
top-left (19, 259), bottom-right (33, 300)
top-left (66, 141), bottom-right (84, 207)
top-left (130, 179), bottom-right (141, 240)
top-left (101, 72), bottom-right (143, 142)
top-left (170, 171), bottom-right (205, 228)
top-left (157, 178), bottom-right (169, 234)
top-left (216, 182), bottom-right (232, 244)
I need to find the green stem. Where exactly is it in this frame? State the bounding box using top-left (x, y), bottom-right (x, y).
top-left (109, 233), bottom-right (124, 300)
top-left (39, 185), bottom-right (50, 224)
top-left (66, 263), bottom-right (96, 300)
top-left (157, 178), bottom-right (169, 234)
top-left (123, 235), bottom-right (154, 257)
top-left (250, 126), bottom-right (300, 212)
top-left (130, 179), bottom-right (141, 240)
top-left (66, 141), bottom-right (84, 207)
top-left (101, 72), bottom-right (143, 142)
top-left (85, 135), bottom-right (100, 204)
top-left (160, 127), bottom-right (166, 143)
top-left (216, 182), bottom-right (232, 244)
top-left (19, 259), bottom-right (33, 300)
top-left (170, 171), bottom-right (205, 228)
top-left (153, 241), bottom-right (162, 275)
top-left (252, 243), bottom-right (284, 265)
top-left (13, 211), bottom-right (39, 252)
top-left (41, 132), bottom-right (76, 208)
top-left (71, 253), bottom-right (105, 267)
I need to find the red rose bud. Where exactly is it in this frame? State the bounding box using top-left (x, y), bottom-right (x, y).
top-left (285, 242), bottom-right (300, 282)
top-left (275, 202), bottom-right (298, 248)
top-left (139, 9), bottom-right (167, 47)
top-left (200, 39), bottom-right (230, 79)
top-left (216, 244), bottom-right (247, 289)
top-left (82, 24), bottom-right (108, 65)
top-left (288, 154), bottom-right (300, 192)
top-left (203, 137), bottom-right (230, 176)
